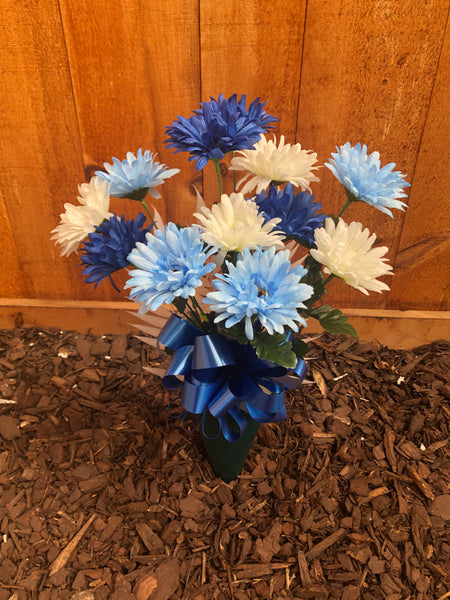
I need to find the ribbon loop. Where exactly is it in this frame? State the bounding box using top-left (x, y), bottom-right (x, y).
top-left (159, 313), bottom-right (203, 349)
top-left (162, 344), bottom-right (194, 389)
top-left (181, 375), bottom-right (223, 414)
top-left (192, 334), bottom-right (235, 370)
top-left (157, 315), bottom-right (307, 441)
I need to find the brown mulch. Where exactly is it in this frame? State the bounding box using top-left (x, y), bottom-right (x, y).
top-left (0, 327), bottom-right (449, 600)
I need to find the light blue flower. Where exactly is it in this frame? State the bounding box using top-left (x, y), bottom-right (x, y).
top-left (125, 224), bottom-right (215, 313)
top-left (204, 246), bottom-right (313, 340)
top-left (325, 142), bottom-right (410, 217)
top-left (96, 149), bottom-right (179, 201)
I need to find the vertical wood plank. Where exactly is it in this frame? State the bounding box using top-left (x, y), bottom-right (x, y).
top-left (0, 188), bottom-right (25, 297)
top-left (59, 0), bottom-right (201, 233)
top-left (0, 0), bottom-right (87, 299)
top-left (199, 0), bottom-right (307, 200)
top-left (297, 0), bottom-right (448, 309)
top-left (387, 17), bottom-right (450, 311)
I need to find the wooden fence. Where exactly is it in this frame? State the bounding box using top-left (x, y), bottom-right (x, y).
top-left (0, 0), bottom-right (449, 345)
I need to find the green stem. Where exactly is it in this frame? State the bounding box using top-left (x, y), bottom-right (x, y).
top-left (141, 199), bottom-right (156, 227)
top-left (228, 250), bottom-right (239, 267)
top-left (232, 151), bottom-right (237, 192)
top-left (185, 310), bottom-right (202, 329)
top-left (334, 198), bottom-right (352, 222)
top-left (323, 274), bottom-right (336, 286)
top-left (213, 160), bottom-right (223, 196)
top-left (187, 296), bottom-right (209, 327)
top-left (184, 298), bottom-right (203, 328)
top-left (191, 296), bottom-right (209, 323)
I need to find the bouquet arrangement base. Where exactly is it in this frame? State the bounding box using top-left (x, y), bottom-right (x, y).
top-left (52, 94), bottom-right (409, 482)
top-left (131, 308), bottom-right (308, 482)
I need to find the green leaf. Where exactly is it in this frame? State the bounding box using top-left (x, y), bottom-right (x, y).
top-left (292, 336), bottom-right (309, 358)
top-left (302, 255), bottom-right (326, 309)
top-left (251, 332), bottom-right (297, 369)
top-left (223, 324), bottom-right (249, 346)
top-left (172, 297), bottom-right (187, 314)
top-left (309, 305), bottom-right (357, 336)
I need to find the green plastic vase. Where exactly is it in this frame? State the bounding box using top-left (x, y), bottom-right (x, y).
top-left (198, 412), bottom-right (260, 483)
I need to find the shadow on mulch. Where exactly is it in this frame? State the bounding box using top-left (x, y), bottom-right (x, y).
top-left (0, 327), bottom-right (449, 600)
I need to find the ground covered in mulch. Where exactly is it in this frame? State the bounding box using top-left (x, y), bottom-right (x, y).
top-left (0, 327), bottom-right (449, 600)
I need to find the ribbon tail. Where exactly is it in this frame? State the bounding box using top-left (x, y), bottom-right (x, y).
top-left (247, 402), bottom-right (287, 423)
top-left (272, 358), bottom-right (307, 389)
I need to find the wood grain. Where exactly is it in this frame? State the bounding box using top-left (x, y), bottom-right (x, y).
top-left (0, 187), bottom-right (25, 297)
top-left (0, 1), bottom-right (86, 298)
top-left (59, 0), bottom-right (200, 228)
top-left (387, 17), bottom-right (450, 310)
top-left (297, 0), bottom-right (449, 309)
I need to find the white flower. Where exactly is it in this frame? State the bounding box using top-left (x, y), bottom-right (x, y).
top-left (230, 135), bottom-right (320, 195)
top-left (310, 218), bottom-right (393, 295)
top-left (194, 193), bottom-right (284, 254)
top-left (76, 176), bottom-right (111, 212)
top-left (51, 177), bottom-right (113, 256)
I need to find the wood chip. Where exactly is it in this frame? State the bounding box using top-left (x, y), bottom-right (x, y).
top-left (305, 529), bottom-right (345, 561)
top-left (383, 427), bottom-right (397, 472)
top-left (0, 415), bottom-right (20, 439)
top-left (312, 369), bottom-right (328, 397)
top-left (297, 550), bottom-right (311, 586)
top-left (406, 465), bottom-right (435, 501)
top-left (135, 523), bottom-right (165, 553)
top-left (49, 514), bottom-right (96, 575)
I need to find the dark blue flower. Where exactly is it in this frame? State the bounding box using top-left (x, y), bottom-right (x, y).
top-left (80, 213), bottom-right (153, 291)
top-left (254, 183), bottom-right (326, 245)
top-left (165, 94), bottom-right (278, 171)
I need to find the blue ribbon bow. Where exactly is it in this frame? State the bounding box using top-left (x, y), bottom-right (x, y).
top-left (158, 314), bottom-right (307, 442)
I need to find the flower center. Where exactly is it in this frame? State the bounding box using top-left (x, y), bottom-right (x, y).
top-left (257, 287), bottom-right (267, 298)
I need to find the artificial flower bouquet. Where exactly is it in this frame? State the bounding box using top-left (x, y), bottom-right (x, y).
top-left (52, 94), bottom-right (409, 460)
